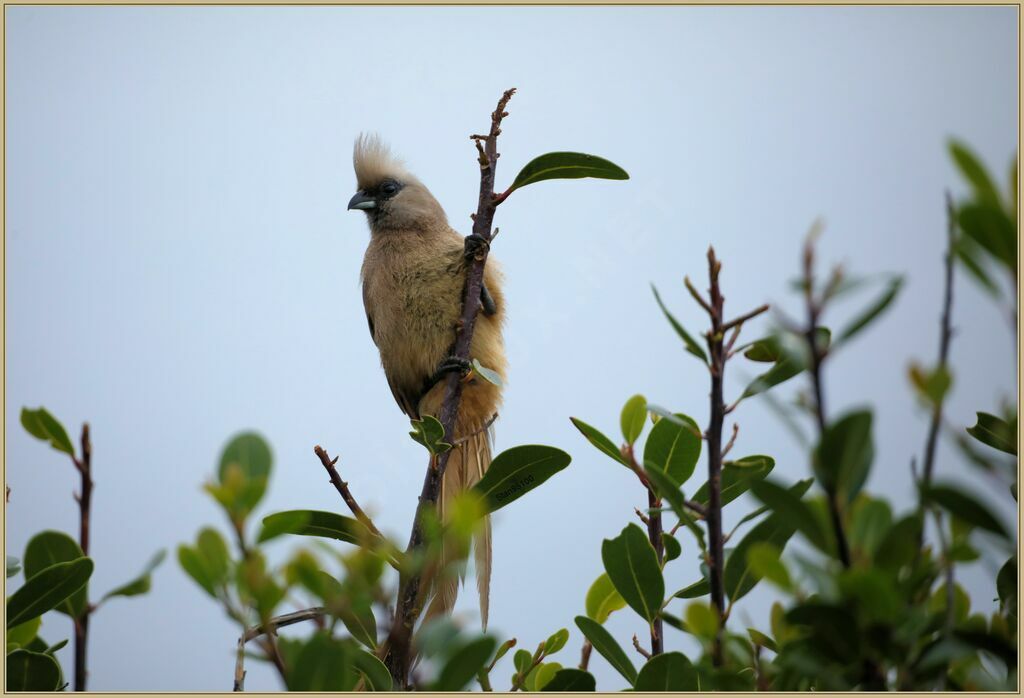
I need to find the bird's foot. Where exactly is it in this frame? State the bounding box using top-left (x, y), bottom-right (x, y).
top-left (464, 234), bottom-right (490, 261)
top-left (421, 356), bottom-right (473, 397)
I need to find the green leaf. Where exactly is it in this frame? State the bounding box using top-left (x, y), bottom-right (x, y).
top-left (848, 498), bottom-right (893, 559)
top-left (409, 415), bottom-right (452, 456)
top-left (673, 578), bottom-right (709, 599)
top-left (472, 445), bottom-right (572, 514)
top-left (955, 235), bottom-right (1001, 296)
top-left (177, 528), bottom-right (230, 598)
top-left (574, 616), bottom-right (637, 685)
top-left (966, 412), bottom-right (1017, 455)
top-left (662, 533), bottom-right (682, 562)
top-left (570, 417), bottom-right (628, 466)
top-left (7, 558), bottom-right (93, 628)
top-left (471, 358), bottom-right (504, 388)
top-left (6, 556), bottom-right (21, 579)
top-left (352, 649), bottom-right (392, 691)
top-left (949, 140), bottom-right (1003, 208)
top-left (684, 602), bottom-right (718, 639)
top-left (23, 531), bottom-right (87, 618)
top-left (257, 510), bottom-right (312, 543)
top-left (540, 668), bottom-right (596, 691)
top-left (6, 649), bottom-right (62, 691)
top-left (6, 615), bottom-right (41, 649)
top-left (746, 542), bottom-right (791, 590)
top-left (923, 483), bottom-right (1009, 538)
top-left (507, 152), bottom-right (629, 193)
top-left (214, 431), bottom-right (273, 516)
top-left (584, 573), bottom-right (626, 624)
top-left (101, 549), bottom-right (166, 600)
top-left (958, 202), bottom-right (1017, 272)
top-left (693, 455), bottom-right (775, 507)
top-left (600, 524), bottom-right (664, 622)
top-left (19, 407), bottom-right (75, 456)
top-left (813, 409), bottom-right (873, 502)
top-left (651, 284), bottom-right (708, 364)
top-left (285, 632), bottom-right (356, 691)
top-left (908, 363), bottom-right (953, 405)
top-left (837, 276), bottom-right (903, 344)
top-left (635, 652), bottom-right (699, 691)
top-left (740, 332), bottom-right (812, 399)
top-left (433, 636), bottom-right (497, 691)
top-left (544, 628), bottom-right (569, 655)
top-left (513, 648), bottom-right (532, 675)
top-left (261, 510), bottom-right (368, 545)
top-left (749, 479), bottom-right (829, 554)
top-left (530, 662), bottom-right (562, 691)
top-left (725, 480), bottom-right (813, 601)
top-left (642, 413), bottom-right (701, 486)
top-left (874, 514), bottom-right (923, 571)
top-left (747, 628), bottom-right (778, 653)
top-left (620, 394), bottom-right (648, 445)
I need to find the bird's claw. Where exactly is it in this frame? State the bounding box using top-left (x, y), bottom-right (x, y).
top-left (464, 234), bottom-right (490, 261)
top-left (421, 356), bottom-right (473, 398)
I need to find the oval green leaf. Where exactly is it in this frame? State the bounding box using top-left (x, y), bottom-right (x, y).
top-left (620, 394), bottom-right (647, 445)
top-left (574, 616), bottom-right (637, 685)
top-left (472, 445), bottom-right (571, 514)
top-left (507, 152), bottom-right (628, 193)
top-left (20, 407), bottom-right (75, 456)
top-left (540, 668), bottom-right (597, 691)
top-left (23, 531), bottom-right (87, 618)
top-left (600, 524), bottom-right (664, 622)
top-left (432, 636), bottom-right (497, 691)
top-left (570, 417), bottom-right (628, 466)
top-left (635, 652), bottom-right (699, 691)
top-left (7, 558), bottom-right (94, 629)
top-left (6, 649), bottom-right (62, 691)
top-left (584, 573), bottom-right (626, 624)
top-left (642, 413), bottom-right (701, 487)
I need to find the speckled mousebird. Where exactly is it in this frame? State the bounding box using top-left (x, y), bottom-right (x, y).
top-left (348, 135), bottom-right (506, 629)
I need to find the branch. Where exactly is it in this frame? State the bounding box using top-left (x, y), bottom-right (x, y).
top-left (383, 88), bottom-right (516, 688)
top-left (721, 303), bottom-right (770, 334)
top-left (313, 446), bottom-right (383, 538)
top-left (631, 634), bottom-right (652, 660)
top-left (921, 192), bottom-right (957, 489)
top-left (242, 607), bottom-right (326, 644)
top-left (700, 247), bottom-right (728, 667)
top-left (74, 423), bottom-right (93, 692)
top-left (801, 234), bottom-right (853, 569)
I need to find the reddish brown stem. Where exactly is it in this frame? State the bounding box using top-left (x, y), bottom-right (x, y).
top-left (73, 424), bottom-right (93, 692)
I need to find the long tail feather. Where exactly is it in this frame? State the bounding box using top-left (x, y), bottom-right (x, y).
top-left (419, 423), bottom-right (493, 630)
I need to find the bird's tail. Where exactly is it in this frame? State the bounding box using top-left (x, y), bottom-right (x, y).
top-left (420, 422), bottom-right (492, 630)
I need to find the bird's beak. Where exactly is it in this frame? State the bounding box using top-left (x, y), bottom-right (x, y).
top-left (348, 191), bottom-right (376, 211)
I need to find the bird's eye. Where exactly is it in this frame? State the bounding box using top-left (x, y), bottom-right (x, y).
top-left (381, 181), bottom-right (399, 195)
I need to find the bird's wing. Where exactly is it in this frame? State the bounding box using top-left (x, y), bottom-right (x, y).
top-left (386, 373), bottom-right (421, 420)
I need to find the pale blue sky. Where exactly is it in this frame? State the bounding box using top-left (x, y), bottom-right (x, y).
top-left (5, 5), bottom-right (1018, 690)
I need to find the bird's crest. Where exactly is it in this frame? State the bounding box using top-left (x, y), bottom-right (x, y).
top-left (353, 134), bottom-right (408, 190)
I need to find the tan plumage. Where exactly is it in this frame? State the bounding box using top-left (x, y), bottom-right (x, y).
top-left (350, 135), bottom-right (506, 629)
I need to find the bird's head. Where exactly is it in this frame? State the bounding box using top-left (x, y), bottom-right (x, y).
top-left (348, 134), bottom-right (446, 232)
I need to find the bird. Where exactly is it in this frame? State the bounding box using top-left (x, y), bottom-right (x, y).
top-left (347, 134), bottom-right (506, 630)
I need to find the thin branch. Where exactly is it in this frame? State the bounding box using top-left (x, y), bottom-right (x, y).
top-left (631, 634), bottom-right (652, 660)
top-left (579, 640), bottom-right (593, 671)
top-left (701, 247), bottom-right (728, 667)
top-left (684, 275), bottom-right (714, 316)
top-left (242, 607), bottom-right (326, 644)
top-left (382, 88), bottom-right (516, 688)
top-left (313, 446), bottom-right (383, 538)
top-left (921, 192), bottom-right (957, 489)
top-left (74, 423), bottom-right (93, 692)
top-left (801, 235), bottom-right (852, 569)
top-left (721, 303), bottom-right (770, 334)
top-left (634, 507), bottom-right (650, 526)
top-left (722, 423), bottom-right (739, 459)
top-left (683, 500), bottom-right (707, 518)
top-left (234, 636), bottom-right (246, 691)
